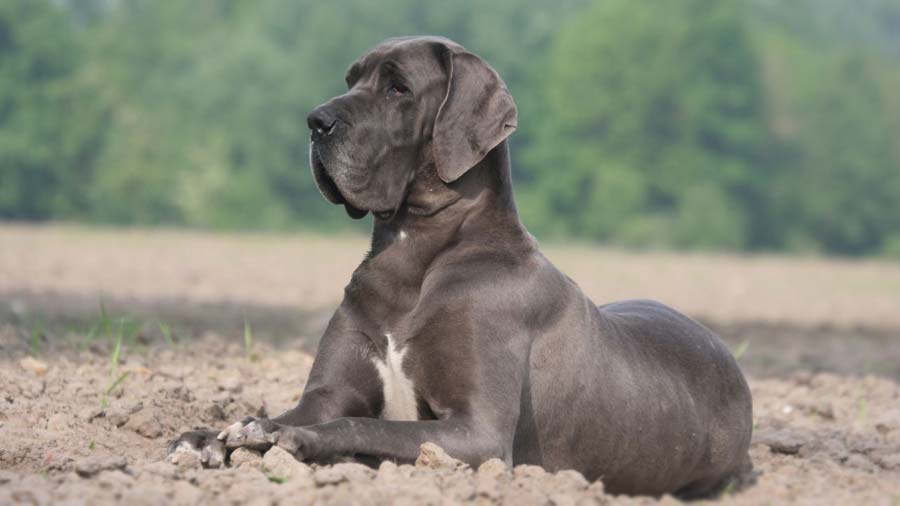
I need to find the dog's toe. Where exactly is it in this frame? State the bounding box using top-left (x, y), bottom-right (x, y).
top-left (166, 429), bottom-right (223, 468)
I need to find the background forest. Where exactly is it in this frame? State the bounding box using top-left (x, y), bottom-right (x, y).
top-left (3, 0), bottom-right (900, 256)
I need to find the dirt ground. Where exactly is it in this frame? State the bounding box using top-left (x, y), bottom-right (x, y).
top-left (1, 224), bottom-right (900, 505)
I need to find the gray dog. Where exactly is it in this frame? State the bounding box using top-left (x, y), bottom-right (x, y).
top-left (168, 36), bottom-right (753, 497)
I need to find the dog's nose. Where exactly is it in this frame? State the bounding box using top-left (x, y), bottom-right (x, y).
top-left (307, 106), bottom-right (337, 136)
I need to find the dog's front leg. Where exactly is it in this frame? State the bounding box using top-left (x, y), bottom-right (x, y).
top-left (266, 417), bottom-right (513, 467)
top-left (167, 311), bottom-right (382, 465)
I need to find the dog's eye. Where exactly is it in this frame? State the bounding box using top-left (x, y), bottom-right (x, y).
top-left (387, 82), bottom-right (410, 97)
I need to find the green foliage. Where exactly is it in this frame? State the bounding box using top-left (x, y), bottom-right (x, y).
top-left (0, 0), bottom-right (105, 220)
top-left (1, 0), bottom-right (899, 256)
top-left (521, 0), bottom-right (768, 250)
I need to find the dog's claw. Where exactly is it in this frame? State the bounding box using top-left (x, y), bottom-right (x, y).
top-left (200, 439), bottom-right (226, 468)
top-left (217, 416), bottom-right (257, 441)
top-left (166, 430), bottom-right (225, 468)
top-left (224, 418), bottom-right (279, 451)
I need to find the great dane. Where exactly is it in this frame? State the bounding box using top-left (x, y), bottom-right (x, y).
top-left (168, 36), bottom-right (753, 497)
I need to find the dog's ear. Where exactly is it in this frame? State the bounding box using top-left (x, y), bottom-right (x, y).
top-left (432, 45), bottom-right (517, 183)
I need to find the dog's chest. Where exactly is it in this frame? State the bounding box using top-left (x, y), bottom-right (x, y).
top-left (371, 333), bottom-right (418, 421)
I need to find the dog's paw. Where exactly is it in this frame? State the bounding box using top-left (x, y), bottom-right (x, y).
top-left (166, 429), bottom-right (226, 468)
top-left (274, 426), bottom-right (321, 460)
top-left (219, 417), bottom-right (279, 452)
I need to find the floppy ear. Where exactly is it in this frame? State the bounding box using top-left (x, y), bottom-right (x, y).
top-left (432, 47), bottom-right (517, 183)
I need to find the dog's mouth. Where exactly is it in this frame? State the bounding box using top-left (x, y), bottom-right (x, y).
top-left (310, 143), bottom-right (368, 220)
top-left (310, 142), bottom-right (402, 221)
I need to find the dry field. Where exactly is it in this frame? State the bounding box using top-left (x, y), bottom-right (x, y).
top-left (1, 223), bottom-right (899, 505)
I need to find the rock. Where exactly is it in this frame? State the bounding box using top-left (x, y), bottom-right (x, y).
top-left (846, 433), bottom-right (879, 454)
top-left (587, 480), bottom-right (605, 497)
top-left (476, 472), bottom-right (503, 500)
top-left (805, 437), bottom-right (849, 462)
top-left (46, 413), bottom-right (70, 430)
top-left (170, 449), bottom-right (202, 470)
top-left (204, 402), bottom-right (226, 421)
top-left (42, 451), bottom-right (72, 472)
top-left (553, 469), bottom-right (589, 490)
top-left (19, 356), bottom-right (48, 375)
top-left (78, 407), bottom-right (104, 422)
top-left (375, 460), bottom-right (414, 486)
top-left (229, 448), bottom-right (263, 469)
top-left (0, 470), bottom-right (16, 485)
top-left (96, 469), bottom-right (134, 489)
top-left (514, 464), bottom-right (547, 480)
top-left (313, 467), bottom-right (347, 486)
top-left (873, 409), bottom-right (900, 435)
top-left (753, 428), bottom-right (807, 455)
top-left (873, 452), bottom-right (900, 470)
top-left (136, 461), bottom-right (178, 479)
top-left (845, 453), bottom-right (876, 472)
top-left (478, 458), bottom-right (509, 478)
top-left (261, 446), bottom-right (312, 482)
top-left (415, 442), bottom-right (466, 471)
top-left (337, 462), bottom-right (376, 482)
top-left (377, 460), bottom-right (399, 476)
top-left (75, 456), bottom-right (127, 478)
top-left (124, 409), bottom-right (163, 439)
top-left (503, 488), bottom-right (547, 506)
top-left (218, 375), bottom-right (242, 393)
top-left (106, 407), bottom-right (131, 428)
top-left (790, 371), bottom-right (813, 386)
top-left (549, 493), bottom-right (577, 506)
top-left (169, 480), bottom-right (202, 504)
top-left (810, 401), bottom-right (835, 420)
top-left (120, 482), bottom-right (170, 506)
top-left (316, 462), bottom-right (374, 484)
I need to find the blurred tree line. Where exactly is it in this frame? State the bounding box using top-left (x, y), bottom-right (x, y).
top-left (2, 0), bottom-right (899, 256)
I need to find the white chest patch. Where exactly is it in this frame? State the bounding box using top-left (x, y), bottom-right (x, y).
top-left (372, 333), bottom-right (418, 421)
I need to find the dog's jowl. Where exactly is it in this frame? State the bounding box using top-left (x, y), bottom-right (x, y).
top-left (168, 36), bottom-right (753, 497)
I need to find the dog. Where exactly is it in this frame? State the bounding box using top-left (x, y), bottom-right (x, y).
top-left (167, 36), bottom-right (753, 497)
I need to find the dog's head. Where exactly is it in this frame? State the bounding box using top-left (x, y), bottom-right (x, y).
top-left (308, 36), bottom-right (517, 219)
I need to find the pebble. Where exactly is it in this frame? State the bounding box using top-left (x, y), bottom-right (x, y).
top-left (554, 469), bottom-right (589, 490)
top-left (204, 402), bottom-right (226, 421)
top-left (261, 446), bottom-right (312, 482)
top-left (124, 409), bottom-right (163, 439)
top-left (75, 456), bottom-right (128, 478)
top-left (19, 356), bottom-right (48, 375)
top-left (136, 461), bottom-right (178, 479)
top-left (313, 462), bottom-right (374, 485)
top-left (478, 458), bottom-right (509, 478)
top-left (753, 428), bottom-right (807, 455)
top-left (218, 375), bottom-right (242, 393)
top-left (170, 449), bottom-right (202, 470)
top-left (476, 472), bottom-right (502, 500)
top-left (0, 471), bottom-right (16, 485)
top-left (96, 469), bottom-right (134, 489)
top-left (78, 407), bottom-right (104, 422)
top-left (106, 407), bottom-right (131, 428)
top-left (229, 447), bottom-right (263, 469)
top-left (46, 413), bottom-right (70, 430)
top-left (513, 464), bottom-right (547, 479)
top-left (873, 452), bottom-right (900, 470)
top-left (415, 442), bottom-right (467, 471)
top-left (587, 481), bottom-right (605, 497)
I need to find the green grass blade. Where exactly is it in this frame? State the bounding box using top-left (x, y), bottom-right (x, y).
top-left (158, 321), bottom-right (175, 347)
top-left (110, 321), bottom-right (124, 376)
top-left (732, 339), bottom-right (750, 360)
top-left (244, 316), bottom-right (253, 358)
top-left (29, 317), bottom-right (44, 356)
top-left (106, 371), bottom-right (130, 396)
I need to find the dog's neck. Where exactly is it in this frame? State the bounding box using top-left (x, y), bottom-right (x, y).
top-left (365, 140), bottom-right (528, 275)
